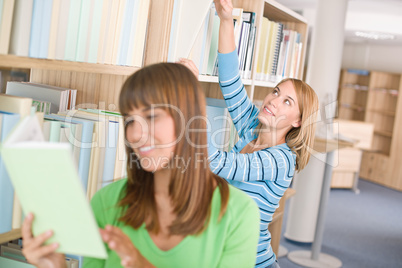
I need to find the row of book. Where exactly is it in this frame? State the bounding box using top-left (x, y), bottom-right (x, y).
top-left (184, 4), bottom-right (303, 82)
top-left (255, 18), bottom-right (303, 83)
top-left (0, 92), bottom-right (126, 236)
top-left (1, 240), bottom-right (79, 267)
top-left (0, 0), bottom-right (149, 67)
top-left (186, 5), bottom-right (257, 79)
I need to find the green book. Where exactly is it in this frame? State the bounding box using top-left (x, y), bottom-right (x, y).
top-left (1, 115), bottom-right (107, 259)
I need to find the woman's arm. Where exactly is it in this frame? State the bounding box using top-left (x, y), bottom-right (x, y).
top-left (209, 145), bottom-right (295, 185)
top-left (215, 0), bottom-right (259, 138)
top-left (215, 0), bottom-right (236, 54)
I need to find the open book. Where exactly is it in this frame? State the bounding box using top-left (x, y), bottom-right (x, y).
top-left (0, 115), bottom-right (107, 259)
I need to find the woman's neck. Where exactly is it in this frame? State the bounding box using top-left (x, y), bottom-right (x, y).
top-left (254, 126), bottom-right (288, 149)
top-left (153, 168), bottom-right (171, 197)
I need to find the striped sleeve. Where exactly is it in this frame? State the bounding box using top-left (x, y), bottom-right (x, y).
top-left (218, 50), bottom-right (259, 137)
top-left (208, 144), bottom-right (295, 185)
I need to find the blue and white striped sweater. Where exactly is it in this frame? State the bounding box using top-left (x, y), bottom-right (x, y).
top-left (208, 50), bottom-right (296, 267)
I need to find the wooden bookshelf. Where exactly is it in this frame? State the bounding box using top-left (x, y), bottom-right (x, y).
top-left (337, 69), bottom-right (402, 191)
top-left (0, 0), bottom-right (310, 249)
top-left (0, 229), bottom-right (21, 244)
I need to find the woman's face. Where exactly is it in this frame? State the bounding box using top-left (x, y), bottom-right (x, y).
top-left (125, 106), bottom-right (176, 172)
top-left (258, 80), bottom-right (301, 132)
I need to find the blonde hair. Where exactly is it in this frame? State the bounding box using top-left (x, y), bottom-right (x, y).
top-left (280, 78), bottom-right (319, 171)
top-left (118, 63), bottom-right (229, 236)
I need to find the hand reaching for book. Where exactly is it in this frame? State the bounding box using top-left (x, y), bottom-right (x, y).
top-left (100, 225), bottom-right (155, 268)
top-left (21, 213), bottom-right (67, 268)
top-left (178, 58), bottom-right (199, 78)
top-left (214, 0), bottom-right (233, 22)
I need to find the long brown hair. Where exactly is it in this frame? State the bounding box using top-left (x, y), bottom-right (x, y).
top-left (118, 63), bottom-right (229, 235)
top-left (280, 78), bottom-right (319, 171)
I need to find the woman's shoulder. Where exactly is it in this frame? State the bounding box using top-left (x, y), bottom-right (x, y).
top-left (91, 178), bottom-right (128, 205)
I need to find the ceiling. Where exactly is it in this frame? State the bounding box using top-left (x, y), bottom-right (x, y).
top-left (276, 0), bottom-right (402, 45)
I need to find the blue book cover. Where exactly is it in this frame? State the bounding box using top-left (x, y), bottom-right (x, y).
top-left (44, 114), bottom-right (93, 193)
top-left (29, 0), bottom-right (45, 58)
top-left (101, 120), bottom-right (118, 187)
top-left (38, 0), bottom-right (53, 58)
top-left (117, 0), bottom-right (135, 66)
top-left (0, 111), bottom-right (20, 234)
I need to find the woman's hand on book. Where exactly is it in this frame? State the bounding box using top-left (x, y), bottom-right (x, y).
top-left (178, 58), bottom-right (199, 78)
top-left (100, 225), bottom-right (155, 268)
top-left (21, 213), bottom-right (67, 268)
top-left (214, 0), bottom-right (233, 22)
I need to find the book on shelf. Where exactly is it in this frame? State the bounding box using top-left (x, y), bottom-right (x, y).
top-left (232, 8), bottom-right (243, 52)
top-left (269, 23), bottom-right (283, 81)
top-left (0, 111), bottom-right (21, 234)
top-left (9, 0), bottom-right (33, 57)
top-left (239, 11), bottom-right (255, 79)
top-left (1, 115), bottom-right (107, 259)
top-left (0, 94), bottom-right (33, 234)
top-left (45, 113), bottom-right (94, 194)
top-left (0, 0), bottom-right (15, 54)
top-left (54, 0), bottom-right (70, 61)
top-left (86, 0), bottom-right (104, 64)
top-left (167, 0), bottom-right (213, 63)
top-left (75, 0), bottom-right (92, 63)
top-left (5, 0), bottom-right (149, 67)
top-left (6, 82), bottom-right (77, 113)
top-left (0, 241), bottom-right (81, 267)
top-left (256, 17), bottom-right (271, 81)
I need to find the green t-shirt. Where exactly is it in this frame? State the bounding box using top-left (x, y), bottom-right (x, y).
top-left (83, 178), bottom-right (260, 268)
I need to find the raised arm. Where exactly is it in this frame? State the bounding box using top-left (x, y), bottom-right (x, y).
top-left (215, 0), bottom-right (236, 54)
top-left (208, 143), bottom-right (296, 186)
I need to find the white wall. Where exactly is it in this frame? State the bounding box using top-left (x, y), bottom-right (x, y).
top-left (341, 43), bottom-right (402, 74)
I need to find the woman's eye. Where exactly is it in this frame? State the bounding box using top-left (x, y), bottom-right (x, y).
top-left (285, 99), bottom-right (290, 105)
top-left (272, 90), bottom-right (278, 95)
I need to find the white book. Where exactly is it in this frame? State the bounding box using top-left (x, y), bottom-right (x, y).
top-left (6, 82), bottom-right (71, 114)
top-left (9, 0), bottom-right (33, 56)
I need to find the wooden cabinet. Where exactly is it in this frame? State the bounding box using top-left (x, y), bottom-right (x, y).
top-left (338, 69), bottom-right (402, 191)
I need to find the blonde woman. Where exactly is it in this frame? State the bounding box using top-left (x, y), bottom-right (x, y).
top-left (181, 0), bottom-right (319, 267)
top-left (21, 62), bottom-right (260, 268)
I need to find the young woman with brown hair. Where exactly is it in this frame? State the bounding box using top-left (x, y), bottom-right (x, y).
top-left (21, 63), bottom-right (260, 268)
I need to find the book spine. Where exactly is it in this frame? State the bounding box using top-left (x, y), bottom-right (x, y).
top-left (54, 0), bottom-right (70, 60)
top-left (0, 113), bottom-right (20, 234)
top-left (9, 0), bottom-right (33, 56)
top-left (37, 0), bottom-right (53, 59)
top-left (75, 0), bottom-right (92, 62)
top-left (64, 0), bottom-right (82, 61)
top-left (85, 0), bottom-right (103, 63)
top-left (28, 0), bottom-right (44, 58)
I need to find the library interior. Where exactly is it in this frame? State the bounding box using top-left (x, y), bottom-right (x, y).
top-left (0, 0), bottom-right (401, 267)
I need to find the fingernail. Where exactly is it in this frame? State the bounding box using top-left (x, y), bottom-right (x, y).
top-left (46, 230), bottom-right (53, 236)
top-left (53, 243), bottom-right (59, 248)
